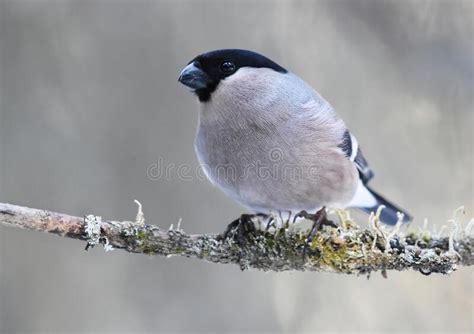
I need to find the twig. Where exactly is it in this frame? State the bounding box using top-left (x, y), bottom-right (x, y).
top-left (1, 202), bottom-right (473, 275)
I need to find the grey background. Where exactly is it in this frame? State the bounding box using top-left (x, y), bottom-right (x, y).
top-left (0, 0), bottom-right (473, 333)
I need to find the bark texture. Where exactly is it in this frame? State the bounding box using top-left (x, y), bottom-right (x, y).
top-left (1, 202), bottom-right (472, 275)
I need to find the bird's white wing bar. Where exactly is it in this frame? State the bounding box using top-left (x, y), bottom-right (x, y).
top-left (349, 132), bottom-right (359, 161)
top-left (339, 130), bottom-right (374, 184)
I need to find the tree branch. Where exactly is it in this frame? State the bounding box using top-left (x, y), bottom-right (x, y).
top-left (1, 202), bottom-right (472, 276)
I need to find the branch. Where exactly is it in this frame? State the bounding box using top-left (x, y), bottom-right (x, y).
top-left (1, 202), bottom-right (472, 276)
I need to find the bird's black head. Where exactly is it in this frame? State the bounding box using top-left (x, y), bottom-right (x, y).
top-left (178, 49), bottom-right (287, 102)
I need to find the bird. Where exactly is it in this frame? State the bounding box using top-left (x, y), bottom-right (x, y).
top-left (178, 49), bottom-right (411, 234)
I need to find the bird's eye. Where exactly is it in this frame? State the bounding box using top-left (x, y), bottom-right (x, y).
top-left (220, 61), bottom-right (236, 73)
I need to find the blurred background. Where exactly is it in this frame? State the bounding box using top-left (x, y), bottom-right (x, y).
top-left (0, 0), bottom-right (473, 333)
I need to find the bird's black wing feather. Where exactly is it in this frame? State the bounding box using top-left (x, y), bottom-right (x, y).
top-left (339, 130), bottom-right (374, 184)
top-left (354, 148), bottom-right (374, 184)
top-left (339, 130), bottom-right (353, 158)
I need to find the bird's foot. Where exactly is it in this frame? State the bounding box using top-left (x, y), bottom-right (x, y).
top-left (294, 207), bottom-right (337, 257)
top-left (220, 213), bottom-right (267, 245)
top-left (264, 215), bottom-right (277, 231)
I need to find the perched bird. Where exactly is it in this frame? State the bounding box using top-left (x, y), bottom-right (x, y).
top-left (178, 49), bottom-right (411, 230)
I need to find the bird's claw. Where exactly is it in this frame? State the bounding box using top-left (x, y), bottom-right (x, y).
top-left (294, 208), bottom-right (337, 257)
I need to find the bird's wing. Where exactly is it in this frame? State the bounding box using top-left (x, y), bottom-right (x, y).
top-left (339, 130), bottom-right (374, 184)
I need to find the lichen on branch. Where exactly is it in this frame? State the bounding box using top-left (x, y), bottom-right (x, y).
top-left (1, 202), bottom-right (473, 276)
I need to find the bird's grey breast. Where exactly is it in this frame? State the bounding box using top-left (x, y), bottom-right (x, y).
top-left (195, 68), bottom-right (298, 185)
top-left (194, 68), bottom-right (357, 211)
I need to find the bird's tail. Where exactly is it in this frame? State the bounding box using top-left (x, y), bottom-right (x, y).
top-left (360, 186), bottom-right (412, 225)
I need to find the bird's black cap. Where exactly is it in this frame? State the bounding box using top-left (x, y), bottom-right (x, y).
top-left (179, 49), bottom-right (287, 102)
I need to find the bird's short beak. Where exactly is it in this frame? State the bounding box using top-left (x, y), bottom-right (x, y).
top-left (178, 62), bottom-right (209, 90)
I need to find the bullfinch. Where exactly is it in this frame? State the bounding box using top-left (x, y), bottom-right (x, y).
top-left (178, 49), bottom-right (411, 228)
